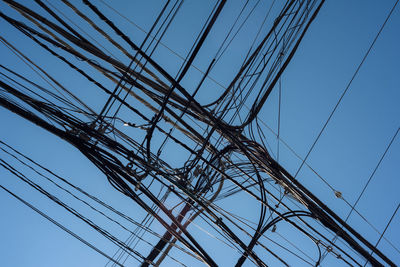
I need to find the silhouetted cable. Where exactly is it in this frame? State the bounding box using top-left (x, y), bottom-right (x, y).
top-left (364, 203), bottom-right (400, 267)
top-left (293, 0), bottom-right (399, 179)
top-left (0, 184), bottom-right (124, 267)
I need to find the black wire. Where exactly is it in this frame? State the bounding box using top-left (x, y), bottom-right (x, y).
top-left (0, 184), bottom-right (125, 267)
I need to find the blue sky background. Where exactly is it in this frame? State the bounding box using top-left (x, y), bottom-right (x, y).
top-left (0, 1), bottom-right (399, 266)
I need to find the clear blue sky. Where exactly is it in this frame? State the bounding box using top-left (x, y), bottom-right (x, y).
top-left (0, 1), bottom-right (399, 266)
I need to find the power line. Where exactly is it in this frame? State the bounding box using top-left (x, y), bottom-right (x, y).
top-left (0, 184), bottom-right (124, 267)
top-left (293, 0), bottom-right (399, 179)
